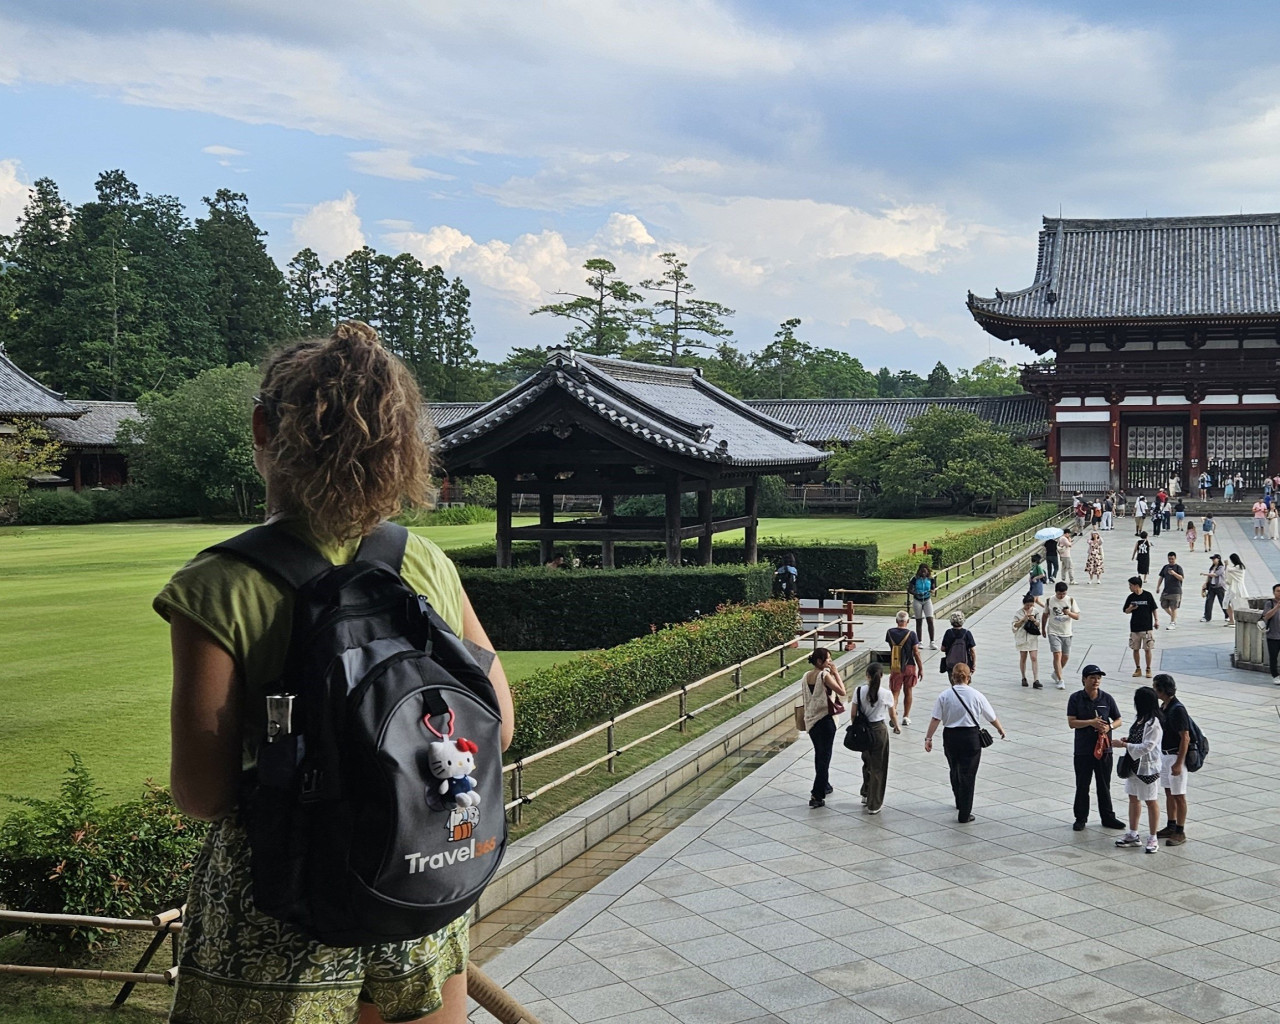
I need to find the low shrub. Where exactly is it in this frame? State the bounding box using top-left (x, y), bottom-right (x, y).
top-left (396, 505), bottom-right (496, 527)
top-left (0, 754), bottom-right (208, 952)
top-left (509, 600), bottom-right (799, 754)
top-left (460, 563), bottom-right (774, 649)
top-left (14, 486), bottom-right (198, 525)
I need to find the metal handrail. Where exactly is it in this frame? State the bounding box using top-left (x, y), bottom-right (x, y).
top-left (502, 615), bottom-right (846, 822)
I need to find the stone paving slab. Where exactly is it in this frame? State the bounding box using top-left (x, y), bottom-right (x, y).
top-left (473, 514), bottom-right (1280, 1024)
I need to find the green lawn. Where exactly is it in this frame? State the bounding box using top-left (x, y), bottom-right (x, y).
top-left (0, 514), bottom-right (969, 805)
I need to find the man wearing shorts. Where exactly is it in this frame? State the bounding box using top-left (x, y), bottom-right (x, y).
top-left (1041, 581), bottom-right (1080, 690)
top-left (1123, 576), bottom-right (1159, 678)
top-left (1156, 552), bottom-right (1184, 630)
top-left (1153, 674), bottom-right (1191, 846)
top-left (885, 610), bottom-right (924, 725)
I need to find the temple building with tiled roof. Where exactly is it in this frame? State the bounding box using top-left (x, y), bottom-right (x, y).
top-left (968, 214), bottom-right (1280, 493)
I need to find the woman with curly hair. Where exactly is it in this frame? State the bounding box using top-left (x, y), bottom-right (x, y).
top-left (155, 322), bottom-right (514, 1024)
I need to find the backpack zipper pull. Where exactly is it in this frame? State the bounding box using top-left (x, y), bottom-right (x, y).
top-left (265, 693), bottom-right (295, 741)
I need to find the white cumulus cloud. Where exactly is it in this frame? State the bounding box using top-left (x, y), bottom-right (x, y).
top-left (0, 159), bottom-right (32, 235)
top-left (291, 192), bottom-right (365, 263)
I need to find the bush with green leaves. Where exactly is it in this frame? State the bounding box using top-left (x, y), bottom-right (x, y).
top-left (396, 505), bottom-right (496, 527)
top-left (509, 600), bottom-right (799, 755)
top-left (460, 562), bottom-right (774, 649)
top-left (0, 754), bottom-right (208, 952)
top-left (14, 485), bottom-right (198, 525)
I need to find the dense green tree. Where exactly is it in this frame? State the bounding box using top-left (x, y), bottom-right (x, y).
top-left (286, 247), bottom-right (332, 336)
top-left (532, 258), bottom-right (646, 356)
top-left (827, 407), bottom-right (1049, 511)
top-left (639, 252), bottom-right (734, 365)
top-left (328, 245), bottom-right (381, 327)
top-left (753, 319), bottom-right (813, 398)
top-left (195, 189), bottom-right (292, 364)
top-left (119, 363), bottom-right (262, 518)
top-left (952, 356), bottom-right (1023, 396)
top-left (0, 178), bottom-right (73, 383)
top-left (0, 422), bottom-right (64, 507)
top-left (925, 361), bottom-right (954, 397)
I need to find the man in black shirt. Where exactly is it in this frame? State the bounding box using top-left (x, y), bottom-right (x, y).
top-left (1043, 537), bottom-right (1059, 582)
top-left (1066, 665), bottom-right (1126, 831)
top-left (1153, 674), bottom-right (1191, 846)
top-left (1123, 576), bottom-right (1159, 678)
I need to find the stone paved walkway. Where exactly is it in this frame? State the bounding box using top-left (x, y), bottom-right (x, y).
top-left (474, 515), bottom-right (1280, 1024)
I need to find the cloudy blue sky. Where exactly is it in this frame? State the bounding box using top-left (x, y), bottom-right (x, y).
top-left (2, 1), bottom-right (1279, 368)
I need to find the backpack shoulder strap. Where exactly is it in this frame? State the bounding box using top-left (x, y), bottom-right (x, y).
top-left (206, 522), bottom-right (332, 592)
top-left (355, 521), bottom-right (409, 575)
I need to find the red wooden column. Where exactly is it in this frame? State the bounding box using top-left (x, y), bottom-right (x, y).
top-left (1109, 403), bottom-right (1122, 489)
top-left (1188, 401), bottom-right (1203, 480)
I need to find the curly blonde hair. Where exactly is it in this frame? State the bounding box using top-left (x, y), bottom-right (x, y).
top-left (258, 321), bottom-right (432, 540)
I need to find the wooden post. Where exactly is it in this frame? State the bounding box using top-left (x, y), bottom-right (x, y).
top-left (600, 491), bottom-right (615, 568)
top-left (538, 488), bottom-right (555, 566)
top-left (1109, 402), bottom-right (1123, 490)
top-left (495, 472), bottom-right (513, 568)
top-left (665, 476), bottom-right (682, 566)
top-left (744, 483), bottom-right (759, 564)
top-left (697, 487), bottom-right (713, 565)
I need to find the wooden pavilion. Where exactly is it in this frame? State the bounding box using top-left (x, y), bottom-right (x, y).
top-left (433, 350), bottom-right (829, 567)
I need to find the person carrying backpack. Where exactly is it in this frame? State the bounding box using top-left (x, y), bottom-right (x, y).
top-left (939, 611), bottom-right (977, 683)
top-left (908, 563), bottom-right (937, 649)
top-left (773, 553), bottom-right (798, 599)
top-left (155, 322), bottom-right (515, 1023)
top-left (1152, 675), bottom-right (1192, 847)
top-left (885, 610), bottom-right (924, 725)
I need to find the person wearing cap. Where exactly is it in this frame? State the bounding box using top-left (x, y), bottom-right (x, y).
top-left (1067, 666), bottom-right (1126, 831)
top-left (1123, 576), bottom-right (1159, 678)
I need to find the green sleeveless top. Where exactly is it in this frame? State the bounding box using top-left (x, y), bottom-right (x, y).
top-left (154, 522), bottom-right (463, 769)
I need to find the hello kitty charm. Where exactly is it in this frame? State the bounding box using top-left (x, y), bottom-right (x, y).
top-left (424, 708), bottom-right (482, 810)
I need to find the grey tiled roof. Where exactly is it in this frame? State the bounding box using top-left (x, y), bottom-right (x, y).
top-left (43, 401), bottom-right (140, 448)
top-left (436, 351), bottom-right (829, 470)
top-left (0, 349), bottom-right (85, 417)
top-left (428, 402), bottom-right (483, 429)
top-left (746, 395), bottom-right (1049, 442)
top-left (968, 214), bottom-right (1280, 323)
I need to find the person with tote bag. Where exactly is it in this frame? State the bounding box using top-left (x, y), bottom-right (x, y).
top-left (799, 648), bottom-right (846, 808)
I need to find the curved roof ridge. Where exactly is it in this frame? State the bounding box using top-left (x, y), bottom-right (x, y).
top-left (0, 349), bottom-right (86, 418)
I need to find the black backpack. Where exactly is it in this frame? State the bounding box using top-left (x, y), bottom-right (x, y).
top-left (1185, 713), bottom-right (1210, 773)
top-left (944, 631), bottom-right (970, 670)
top-left (207, 521), bottom-right (506, 947)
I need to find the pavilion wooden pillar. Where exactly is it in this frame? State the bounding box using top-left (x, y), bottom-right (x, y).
top-left (697, 488), bottom-right (713, 565)
top-left (744, 483), bottom-right (759, 564)
top-left (600, 491), bottom-right (616, 568)
top-left (538, 487), bottom-right (555, 566)
top-left (1188, 401), bottom-right (1204, 480)
top-left (495, 472), bottom-right (513, 568)
top-left (664, 476), bottom-right (682, 566)
top-left (1108, 404), bottom-right (1122, 490)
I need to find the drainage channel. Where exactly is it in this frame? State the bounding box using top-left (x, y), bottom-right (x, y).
top-left (469, 715), bottom-right (799, 963)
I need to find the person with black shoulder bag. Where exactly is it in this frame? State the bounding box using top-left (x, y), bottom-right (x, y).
top-left (923, 664), bottom-right (1007, 823)
top-left (842, 663), bottom-right (900, 814)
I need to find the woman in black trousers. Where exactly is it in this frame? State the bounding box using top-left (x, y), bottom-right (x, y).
top-left (800, 648), bottom-right (846, 808)
top-left (923, 664), bottom-right (1007, 822)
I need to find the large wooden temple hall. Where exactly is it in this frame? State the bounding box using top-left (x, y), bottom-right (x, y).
top-left (968, 214), bottom-right (1280, 494)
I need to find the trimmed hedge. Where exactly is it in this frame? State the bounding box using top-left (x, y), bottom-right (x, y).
top-left (875, 503), bottom-right (1060, 594)
top-left (461, 562), bottom-right (774, 649)
top-left (13, 486), bottom-right (198, 525)
top-left (447, 540), bottom-right (877, 599)
top-left (396, 505), bottom-right (496, 527)
top-left (508, 600), bottom-right (799, 755)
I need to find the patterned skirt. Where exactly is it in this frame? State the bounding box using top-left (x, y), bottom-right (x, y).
top-left (169, 819), bottom-right (468, 1024)
top-left (1085, 545), bottom-right (1104, 577)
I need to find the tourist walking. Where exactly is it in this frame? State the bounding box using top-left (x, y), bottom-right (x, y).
top-left (1234, 472), bottom-right (1245, 500)
top-left (1028, 553), bottom-right (1048, 599)
top-left (1067, 665), bottom-right (1125, 831)
top-left (1013, 593), bottom-right (1043, 689)
top-left (1043, 536), bottom-right (1059, 582)
top-left (909, 563), bottom-right (937, 649)
top-left (1202, 554), bottom-right (1227, 621)
top-left (1224, 553), bottom-right (1248, 626)
top-left (1261, 584), bottom-right (1280, 684)
top-left (1059, 530), bottom-right (1076, 584)
top-left (1133, 495), bottom-right (1148, 535)
top-left (1042, 581), bottom-right (1080, 689)
top-left (885, 610), bottom-right (924, 724)
top-left (1102, 494), bottom-right (1114, 531)
top-left (1124, 576), bottom-right (1160, 678)
top-left (939, 611), bottom-right (977, 682)
top-left (850, 663), bottom-right (900, 814)
top-left (1112, 686), bottom-right (1165, 855)
top-left (1152, 675), bottom-right (1191, 847)
top-left (801, 648), bottom-right (846, 808)
top-left (154, 321), bottom-right (515, 1023)
top-left (1197, 472), bottom-right (1208, 500)
top-left (1086, 528), bottom-right (1105, 584)
top-left (1131, 531), bottom-right (1151, 582)
top-left (923, 664), bottom-right (1007, 823)
top-left (1174, 498), bottom-right (1186, 531)
top-left (1269, 503), bottom-right (1280, 541)
top-left (1202, 513), bottom-right (1216, 553)
top-left (1186, 520), bottom-right (1197, 552)
top-left (1254, 500), bottom-right (1268, 539)
top-left (1156, 552), bottom-right (1184, 629)
top-left (1151, 500), bottom-right (1163, 537)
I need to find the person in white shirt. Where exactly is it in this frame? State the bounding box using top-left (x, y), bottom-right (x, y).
top-left (1041, 581), bottom-right (1081, 689)
top-left (923, 664), bottom-right (1007, 823)
top-left (1133, 496), bottom-right (1148, 535)
top-left (849, 663), bottom-right (901, 814)
top-left (1111, 685), bottom-right (1165, 854)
